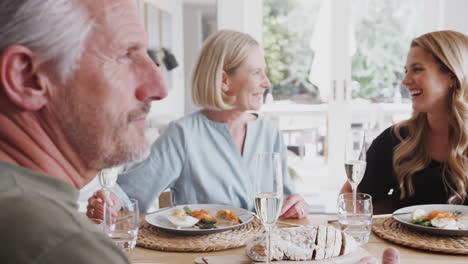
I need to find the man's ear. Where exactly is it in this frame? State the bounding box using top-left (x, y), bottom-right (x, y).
top-left (0, 45), bottom-right (48, 111)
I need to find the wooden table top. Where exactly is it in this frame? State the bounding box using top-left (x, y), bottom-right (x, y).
top-left (128, 215), bottom-right (468, 264)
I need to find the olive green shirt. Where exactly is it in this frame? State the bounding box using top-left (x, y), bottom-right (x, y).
top-left (0, 161), bottom-right (130, 264)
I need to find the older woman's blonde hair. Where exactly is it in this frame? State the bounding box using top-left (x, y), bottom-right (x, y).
top-left (191, 29), bottom-right (259, 110)
top-left (393, 30), bottom-right (468, 204)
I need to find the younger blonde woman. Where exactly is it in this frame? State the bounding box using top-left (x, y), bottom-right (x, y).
top-left (341, 30), bottom-right (468, 213)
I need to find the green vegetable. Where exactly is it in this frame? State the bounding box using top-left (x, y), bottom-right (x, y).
top-left (453, 210), bottom-right (462, 216)
top-left (412, 217), bottom-right (432, 227)
top-left (183, 206), bottom-right (193, 215)
top-left (195, 219), bottom-right (218, 229)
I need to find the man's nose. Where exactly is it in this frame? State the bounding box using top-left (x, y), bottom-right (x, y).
top-left (136, 59), bottom-right (168, 102)
top-left (148, 65), bottom-right (168, 101)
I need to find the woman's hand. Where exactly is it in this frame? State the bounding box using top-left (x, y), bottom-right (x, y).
top-left (279, 193), bottom-right (309, 219)
top-left (86, 190), bottom-right (121, 223)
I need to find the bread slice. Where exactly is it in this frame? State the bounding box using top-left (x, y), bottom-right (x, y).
top-left (244, 232), bottom-right (285, 261)
top-left (308, 226), bottom-right (318, 258)
top-left (278, 226), bottom-right (317, 260)
top-left (340, 232), bottom-right (358, 256)
top-left (324, 225), bottom-right (336, 259)
top-left (332, 228), bottom-right (342, 257)
top-left (245, 225), bottom-right (359, 262)
top-left (313, 225), bottom-right (327, 260)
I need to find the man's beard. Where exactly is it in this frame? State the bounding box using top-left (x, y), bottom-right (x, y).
top-left (57, 92), bottom-right (151, 170)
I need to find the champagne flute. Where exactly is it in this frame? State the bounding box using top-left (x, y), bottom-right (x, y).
top-left (254, 152), bottom-right (283, 264)
top-left (97, 167), bottom-right (120, 230)
top-left (344, 130), bottom-right (367, 215)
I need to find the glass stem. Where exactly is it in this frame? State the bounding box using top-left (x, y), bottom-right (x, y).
top-left (103, 188), bottom-right (113, 231)
top-left (266, 225), bottom-right (271, 264)
top-left (352, 186), bottom-right (357, 215)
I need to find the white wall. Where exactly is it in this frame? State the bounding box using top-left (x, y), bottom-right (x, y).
top-left (142, 0), bottom-right (185, 120)
top-left (183, 5), bottom-right (203, 115)
top-left (423, 0), bottom-right (468, 35)
top-left (423, 0), bottom-right (445, 33)
top-left (217, 0), bottom-right (263, 43)
top-left (443, 0), bottom-right (468, 35)
top-left (182, 2), bottom-right (218, 115)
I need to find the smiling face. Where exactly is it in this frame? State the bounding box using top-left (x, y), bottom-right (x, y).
top-left (403, 46), bottom-right (453, 114)
top-left (46, 0), bottom-right (167, 169)
top-left (224, 46), bottom-right (270, 111)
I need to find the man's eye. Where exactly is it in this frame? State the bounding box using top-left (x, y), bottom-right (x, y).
top-left (117, 52), bottom-right (131, 63)
top-left (413, 68), bottom-right (423, 72)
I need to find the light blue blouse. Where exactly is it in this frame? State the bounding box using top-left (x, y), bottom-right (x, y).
top-left (116, 111), bottom-right (294, 212)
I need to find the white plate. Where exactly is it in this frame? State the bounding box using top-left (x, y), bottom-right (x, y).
top-left (145, 204), bottom-right (254, 235)
top-left (392, 204), bottom-right (468, 236)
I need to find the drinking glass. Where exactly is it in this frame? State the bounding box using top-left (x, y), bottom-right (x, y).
top-left (344, 130), bottom-right (367, 214)
top-left (337, 193), bottom-right (373, 245)
top-left (107, 199), bottom-right (139, 251)
top-left (254, 152), bottom-right (283, 264)
top-left (97, 167), bottom-right (120, 228)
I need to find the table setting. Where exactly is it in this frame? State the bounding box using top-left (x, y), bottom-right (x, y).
top-left (127, 152), bottom-right (372, 263)
top-left (91, 150), bottom-right (468, 264)
top-left (138, 204), bottom-right (263, 252)
top-left (372, 204), bottom-right (468, 255)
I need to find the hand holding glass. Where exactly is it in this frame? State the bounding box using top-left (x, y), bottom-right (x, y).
top-left (254, 152), bottom-right (283, 264)
top-left (97, 167), bottom-right (119, 228)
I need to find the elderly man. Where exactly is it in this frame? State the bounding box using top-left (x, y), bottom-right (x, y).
top-left (0, 0), bottom-right (166, 263)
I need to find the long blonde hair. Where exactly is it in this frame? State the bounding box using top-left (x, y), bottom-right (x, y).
top-left (393, 30), bottom-right (468, 204)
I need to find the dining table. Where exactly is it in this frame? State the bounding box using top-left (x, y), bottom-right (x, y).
top-left (128, 214), bottom-right (468, 264)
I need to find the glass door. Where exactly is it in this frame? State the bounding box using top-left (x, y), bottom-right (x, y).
top-left (261, 0), bottom-right (434, 212)
top-left (349, 0), bottom-right (426, 137)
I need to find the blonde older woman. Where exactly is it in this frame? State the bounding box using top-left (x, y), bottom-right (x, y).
top-left (341, 30), bottom-right (468, 213)
top-left (88, 29), bottom-right (309, 219)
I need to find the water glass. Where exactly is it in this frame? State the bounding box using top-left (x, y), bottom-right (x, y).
top-left (337, 193), bottom-right (372, 245)
top-left (105, 199), bottom-right (139, 251)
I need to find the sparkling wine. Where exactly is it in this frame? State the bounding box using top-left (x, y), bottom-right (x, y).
top-left (255, 192), bottom-right (282, 225)
top-left (344, 160), bottom-right (366, 186)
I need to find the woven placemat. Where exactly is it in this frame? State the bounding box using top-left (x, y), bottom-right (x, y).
top-left (372, 217), bottom-right (468, 254)
top-left (137, 218), bottom-right (264, 252)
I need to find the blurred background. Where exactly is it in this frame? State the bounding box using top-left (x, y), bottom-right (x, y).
top-left (80, 0), bottom-right (468, 213)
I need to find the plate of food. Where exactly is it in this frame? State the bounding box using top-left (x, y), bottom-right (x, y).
top-left (392, 204), bottom-right (468, 236)
top-left (145, 204), bottom-right (255, 235)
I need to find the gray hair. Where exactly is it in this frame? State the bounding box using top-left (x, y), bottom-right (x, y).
top-left (0, 0), bottom-right (94, 83)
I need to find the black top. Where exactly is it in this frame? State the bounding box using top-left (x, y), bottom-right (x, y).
top-left (359, 126), bottom-right (468, 211)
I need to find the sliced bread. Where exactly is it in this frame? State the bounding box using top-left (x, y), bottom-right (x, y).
top-left (340, 232), bottom-right (358, 256)
top-left (313, 225), bottom-right (327, 260)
